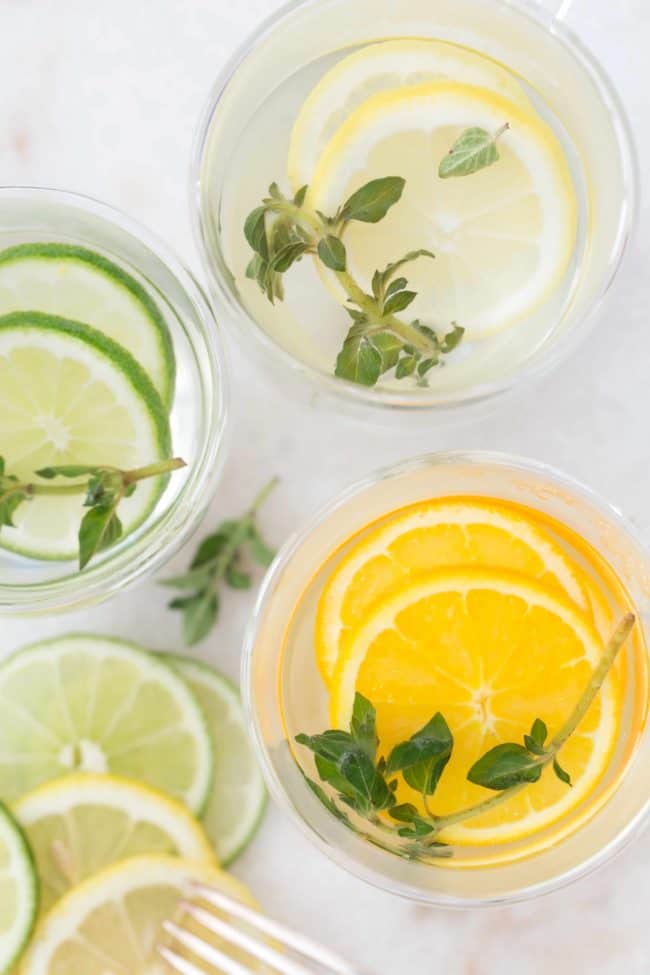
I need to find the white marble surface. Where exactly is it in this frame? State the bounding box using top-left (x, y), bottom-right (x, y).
top-left (1, 0), bottom-right (650, 971)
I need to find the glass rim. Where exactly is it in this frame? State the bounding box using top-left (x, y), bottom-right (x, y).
top-left (191, 0), bottom-right (640, 415)
top-left (0, 184), bottom-right (230, 615)
top-left (242, 449), bottom-right (650, 906)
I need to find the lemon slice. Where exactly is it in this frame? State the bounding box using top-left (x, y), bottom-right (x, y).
top-left (0, 311), bottom-right (171, 561)
top-left (0, 801), bottom-right (38, 974)
top-left (0, 635), bottom-right (213, 814)
top-left (316, 497), bottom-right (590, 685)
top-left (21, 855), bottom-right (260, 975)
top-left (288, 39), bottom-right (530, 189)
top-left (308, 82), bottom-right (577, 338)
top-left (331, 569), bottom-right (620, 845)
top-left (14, 775), bottom-right (215, 916)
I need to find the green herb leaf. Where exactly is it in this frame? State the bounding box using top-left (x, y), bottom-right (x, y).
top-left (524, 718), bottom-right (548, 754)
top-left (553, 757), bottom-right (572, 787)
top-left (385, 277), bottom-right (408, 299)
top-left (225, 561), bottom-right (252, 589)
top-left (244, 206), bottom-right (269, 259)
top-left (389, 803), bottom-right (420, 823)
top-left (245, 525), bottom-right (274, 567)
top-left (395, 356), bottom-right (417, 379)
top-left (303, 775), bottom-right (352, 827)
top-left (317, 235), bottom-right (347, 271)
top-left (35, 464), bottom-right (100, 479)
top-left (371, 331), bottom-right (402, 372)
top-left (270, 240), bottom-right (310, 273)
top-left (383, 290), bottom-right (417, 315)
top-left (78, 504), bottom-right (123, 570)
top-left (441, 324), bottom-right (465, 353)
top-left (340, 177), bottom-right (405, 224)
top-left (335, 329), bottom-right (382, 386)
top-left (170, 591), bottom-right (220, 647)
top-left (293, 185), bottom-right (308, 207)
top-left (350, 693), bottom-right (379, 761)
top-left (467, 742), bottom-right (543, 791)
top-left (386, 713), bottom-right (453, 796)
top-left (379, 249), bottom-right (435, 289)
top-left (439, 124), bottom-right (509, 179)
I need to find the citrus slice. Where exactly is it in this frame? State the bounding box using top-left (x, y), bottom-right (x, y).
top-left (0, 311), bottom-right (171, 560)
top-left (0, 801), bottom-right (38, 974)
top-left (0, 635), bottom-right (213, 815)
top-left (0, 243), bottom-right (175, 406)
top-left (14, 774), bottom-right (215, 916)
top-left (21, 855), bottom-right (261, 975)
top-left (316, 497), bottom-right (590, 685)
top-left (331, 569), bottom-right (620, 845)
top-left (289, 38), bottom-right (530, 189)
top-left (166, 657), bottom-right (266, 865)
top-left (308, 82), bottom-right (577, 338)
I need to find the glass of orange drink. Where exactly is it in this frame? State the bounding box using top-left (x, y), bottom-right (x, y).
top-left (244, 452), bottom-right (649, 905)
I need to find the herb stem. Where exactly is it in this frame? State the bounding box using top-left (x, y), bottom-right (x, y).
top-left (123, 457), bottom-right (186, 484)
top-left (424, 614), bottom-right (635, 842)
top-left (550, 613), bottom-right (635, 751)
top-left (251, 476), bottom-right (280, 514)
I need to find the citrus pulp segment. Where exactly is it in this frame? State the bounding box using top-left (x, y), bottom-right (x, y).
top-left (0, 243), bottom-right (175, 406)
top-left (0, 312), bottom-right (171, 560)
top-left (20, 855), bottom-right (260, 975)
top-left (14, 774), bottom-right (215, 915)
top-left (330, 568), bottom-right (620, 845)
top-left (0, 801), bottom-right (38, 974)
top-left (308, 82), bottom-right (577, 338)
top-left (288, 38), bottom-right (531, 189)
top-left (166, 657), bottom-right (266, 865)
top-left (316, 497), bottom-right (591, 685)
top-left (0, 635), bottom-right (213, 815)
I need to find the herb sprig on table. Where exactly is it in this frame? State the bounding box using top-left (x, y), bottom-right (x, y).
top-left (0, 456), bottom-right (186, 569)
top-left (296, 613), bottom-right (634, 861)
top-left (163, 479), bottom-right (277, 646)
top-left (244, 125), bottom-right (510, 388)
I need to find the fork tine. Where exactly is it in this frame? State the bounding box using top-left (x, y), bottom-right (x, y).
top-left (191, 884), bottom-right (358, 975)
top-left (180, 901), bottom-right (313, 975)
top-left (162, 921), bottom-right (254, 975)
top-left (158, 943), bottom-right (205, 975)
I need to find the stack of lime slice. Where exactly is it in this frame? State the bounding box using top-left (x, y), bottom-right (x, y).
top-left (0, 243), bottom-right (177, 561)
top-left (0, 634), bottom-right (266, 973)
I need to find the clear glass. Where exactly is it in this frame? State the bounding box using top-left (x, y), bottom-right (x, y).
top-left (243, 452), bottom-right (650, 906)
top-left (192, 0), bottom-right (638, 419)
top-left (0, 187), bottom-right (229, 615)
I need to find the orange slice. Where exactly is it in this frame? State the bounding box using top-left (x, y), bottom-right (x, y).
top-left (330, 568), bottom-right (621, 845)
top-left (317, 498), bottom-right (591, 685)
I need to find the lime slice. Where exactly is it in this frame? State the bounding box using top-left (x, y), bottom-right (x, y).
top-left (309, 82), bottom-right (577, 338)
top-left (0, 801), bottom-right (38, 974)
top-left (14, 774), bottom-right (216, 916)
top-left (167, 657), bottom-right (266, 865)
top-left (0, 243), bottom-right (175, 406)
top-left (0, 311), bottom-right (171, 560)
top-left (21, 855), bottom-right (260, 975)
top-left (289, 38), bottom-right (530, 189)
top-left (0, 635), bottom-right (213, 815)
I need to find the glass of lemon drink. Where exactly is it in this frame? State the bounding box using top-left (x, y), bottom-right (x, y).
top-left (245, 452), bottom-right (650, 904)
top-left (195, 0), bottom-right (636, 414)
top-left (0, 188), bottom-right (228, 615)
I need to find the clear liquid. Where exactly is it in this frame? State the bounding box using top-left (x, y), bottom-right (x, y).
top-left (220, 40), bottom-right (589, 398)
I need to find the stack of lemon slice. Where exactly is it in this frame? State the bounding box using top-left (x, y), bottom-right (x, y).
top-left (315, 496), bottom-right (626, 848)
top-left (288, 39), bottom-right (577, 340)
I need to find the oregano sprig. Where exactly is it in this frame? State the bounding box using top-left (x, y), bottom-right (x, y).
top-left (296, 614), bottom-right (635, 860)
top-left (163, 478), bottom-right (277, 646)
top-left (244, 177), bottom-right (464, 388)
top-left (0, 455), bottom-right (186, 569)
